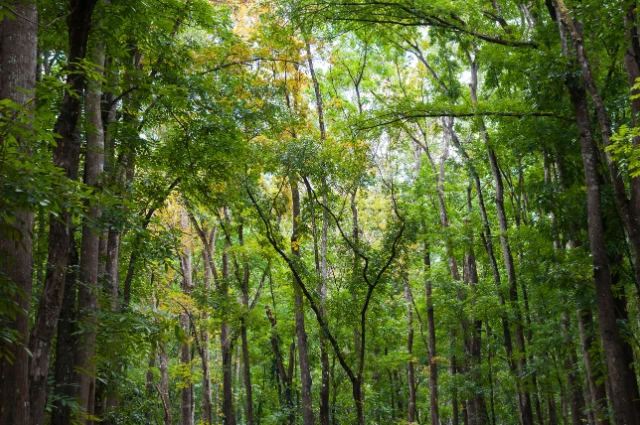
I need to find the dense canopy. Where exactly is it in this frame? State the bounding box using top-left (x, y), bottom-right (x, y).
top-left (2, 0), bottom-right (640, 425)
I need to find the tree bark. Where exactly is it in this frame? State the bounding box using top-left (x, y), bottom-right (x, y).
top-left (577, 309), bottom-right (610, 425)
top-left (0, 2), bottom-right (37, 423)
top-left (561, 311), bottom-right (585, 425)
top-left (180, 210), bottom-right (194, 425)
top-left (565, 75), bottom-right (638, 425)
top-left (201, 249), bottom-right (214, 425)
top-left (74, 40), bottom-right (106, 418)
top-left (221, 217), bottom-right (236, 425)
top-left (424, 246), bottom-right (440, 425)
top-left (50, 239), bottom-right (79, 425)
top-left (304, 41), bottom-right (331, 423)
top-left (404, 280), bottom-right (417, 424)
top-left (238, 223), bottom-right (254, 425)
top-left (28, 1), bottom-right (98, 423)
top-left (265, 305), bottom-right (295, 425)
top-left (291, 179), bottom-right (315, 425)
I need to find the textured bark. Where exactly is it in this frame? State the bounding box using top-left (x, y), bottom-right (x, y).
top-left (624, 8), bottom-right (640, 291)
top-left (238, 224), bottom-right (254, 425)
top-left (50, 240), bottom-right (79, 425)
top-left (158, 343), bottom-right (172, 425)
top-left (577, 309), bottom-right (609, 425)
top-left (424, 247), bottom-right (440, 425)
top-left (467, 54), bottom-right (533, 425)
top-left (201, 250), bottom-right (213, 425)
top-left (221, 228), bottom-right (236, 425)
top-left (404, 280), bottom-right (417, 423)
top-left (28, 1), bottom-right (97, 423)
top-left (0, 2), bottom-right (37, 423)
top-left (74, 41), bottom-right (106, 417)
top-left (566, 76), bottom-right (638, 425)
top-left (555, 0), bottom-right (640, 290)
top-left (291, 179), bottom-right (315, 425)
top-left (180, 210), bottom-right (194, 425)
top-left (304, 42), bottom-right (331, 421)
top-left (561, 312), bottom-right (585, 425)
top-left (265, 305), bottom-right (295, 424)
top-left (464, 189), bottom-right (489, 425)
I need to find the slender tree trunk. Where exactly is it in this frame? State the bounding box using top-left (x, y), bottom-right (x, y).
top-left (467, 54), bottom-right (533, 425)
top-left (561, 311), bottom-right (585, 425)
top-left (221, 223), bottom-right (236, 425)
top-left (202, 250), bottom-right (213, 424)
top-left (291, 179), bottom-right (315, 425)
top-left (180, 210), bottom-right (194, 425)
top-left (159, 343), bottom-right (172, 425)
top-left (319, 189), bottom-right (331, 425)
top-left (265, 305), bottom-right (295, 425)
top-left (238, 224), bottom-right (254, 425)
top-left (0, 2), bottom-right (37, 423)
top-left (404, 280), bottom-right (417, 423)
top-left (424, 246), bottom-right (440, 425)
top-left (50, 240), bottom-right (79, 425)
top-left (577, 309), bottom-right (609, 425)
top-left (305, 41), bottom-right (331, 424)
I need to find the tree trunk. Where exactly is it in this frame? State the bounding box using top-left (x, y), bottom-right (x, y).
top-left (577, 309), bottom-right (609, 425)
top-left (424, 246), bottom-right (440, 425)
top-left (28, 1), bottom-right (98, 423)
top-left (561, 311), bottom-right (585, 425)
top-left (159, 343), bottom-right (172, 425)
top-left (50, 240), bottom-right (79, 425)
top-left (180, 210), bottom-right (194, 425)
top-left (555, 0), bottom-right (640, 294)
top-left (74, 40), bottom-right (106, 417)
top-left (565, 75), bottom-right (638, 425)
top-left (306, 41), bottom-right (331, 425)
top-left (221, 225), bottom-right (236, 425)
top-left (404, 280), bottom-right (417, 424)
top-left (0, 2), bottom-right (37, 423)
top-left (265, 305), bottom-right (295, 425)
top-left (201, 249), bottom-right (214, 425)
top-left (291, 179), bottom-right (315, 425)
top-left (239, 224), bottom-right (254, 425)
top-left (466, 57), bottom-right (528, 424)
top-left (464, 189), bottom-right (489, 425)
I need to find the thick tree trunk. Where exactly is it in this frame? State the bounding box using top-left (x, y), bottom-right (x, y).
top-left (291, 179), bottom-right (315, 425)
top-left (74, 41), bottom-right (106, 417)
top-left (0, 2), bottom-right (37, 423)
top-left (566, 77), bottom-right (638, 425)
top-left (555, 0), bottom-right (640, 289)
top-left (28, 2), bottom-right (97, 423)
top-left (50, 240), bottom-right (79, 425)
